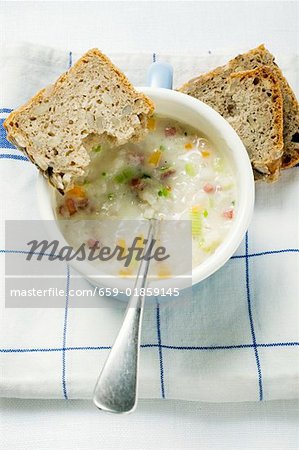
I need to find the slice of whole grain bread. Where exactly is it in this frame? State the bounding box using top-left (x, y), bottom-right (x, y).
top-left (4, 48), bottom-right (154, 192)
top-left (180, 44), bottom-right (299, 171)
top-left (180, 65), bottom-right (284, 181)
top-left (228, 45), bottom-right (299, 169)
top-left (228, 68), bottom-right (284, 181)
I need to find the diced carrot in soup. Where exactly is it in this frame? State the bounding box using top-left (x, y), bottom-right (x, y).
top-left (66, 186), bottom-right (86, 198)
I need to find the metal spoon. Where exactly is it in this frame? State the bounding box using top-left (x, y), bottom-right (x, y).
top-left (93, 219), bottom-right (157, 413)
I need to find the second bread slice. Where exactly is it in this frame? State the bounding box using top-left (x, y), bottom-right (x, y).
top-left (180, 66), bottom-right (284, 181)
top-left (228, 68), bottom-right (284, 180)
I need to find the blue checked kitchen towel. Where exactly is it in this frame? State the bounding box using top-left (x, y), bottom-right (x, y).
top-left (0, 43), bottom-right (298, 401)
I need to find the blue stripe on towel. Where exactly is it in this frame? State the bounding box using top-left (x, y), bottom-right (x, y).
top-left (0, 108), bottom-right (13, 113)
top-left (0, 341), bottom-right (298, 353)
top-left (0, 118), bottom-right (16, 149)
top-left (156, 301), bottom-right (165, 399)
top-left (2, 248), bottom-right (298, 261)
top-left (0, 154), bottom-right (28, 161)
top-left (69, 51), bottom-right (72, 69)
top-left (61, 51), bottom-right (73, 400)
top-left (245, 232), bottom-right (263, 400)
top-left (232, 248), bottom-right (299, 259)
top-left (62, 264), bottom-right (70, 400)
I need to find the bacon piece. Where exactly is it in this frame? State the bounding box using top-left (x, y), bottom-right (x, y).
top-left (223, 208), bottom-right (234, 219)
top-left (164, 126), bottom-right (176, 137)
top-left (59, 195), bottom-right (89, 217)
top-left (160, 169), bottom-right (176, 179)
top-left (76, 197), bottom-right (89, 209)
top-left (87, 238), bottom-right (101, 249)
top-left (130, 178), bottom-right (144, 191)
top-left (65, 198), bottom-right (77, 215)
top-left (58, 204), bottom-right (69, 217)
top-left (203, 183), bottom-right (215, 193)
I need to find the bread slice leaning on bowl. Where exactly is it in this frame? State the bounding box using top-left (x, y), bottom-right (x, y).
top-left (179, 44), bottom-right (299, 181)
top-left (227, 44), bottom-right (299, 169)
top-left (180, 65), bottom-right (284, 181)
top-left (227, 67), bottom-right (284, 181)
top-left (4, 48), bottom-right (154, 193)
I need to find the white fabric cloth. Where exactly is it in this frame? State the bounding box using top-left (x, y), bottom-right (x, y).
top-left (2, 397), bottom-right (299, 450)
top-left (0, 43), bottom-right (298, 402)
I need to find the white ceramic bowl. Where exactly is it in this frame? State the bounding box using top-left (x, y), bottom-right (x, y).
top-left (37, 87), bottom-right (254, 289)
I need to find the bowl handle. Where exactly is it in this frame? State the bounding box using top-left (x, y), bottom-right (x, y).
top-left (146, 59), bottom-right (173, 89)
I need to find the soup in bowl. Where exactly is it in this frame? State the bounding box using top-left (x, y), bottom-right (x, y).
top-left (37, 87), bottom-right (254, 289)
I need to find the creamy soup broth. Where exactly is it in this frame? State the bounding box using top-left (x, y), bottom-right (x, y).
top-left (56, 115), bottom-right (237, 267)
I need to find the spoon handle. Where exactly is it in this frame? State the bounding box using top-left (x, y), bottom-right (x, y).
top-left (93, 220), bottom-right (156, 413)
